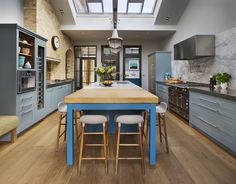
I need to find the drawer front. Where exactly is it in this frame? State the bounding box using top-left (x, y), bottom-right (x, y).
top-left (190, 91), bottom-right (236, 154)
top-left (17, 108), bottom-right (35, 133)
top-left (190, 112), bottom-right (236, 153)
top-left (17, 92), bottom-right (36, 113)
top-left (156, 83), bottom-right (168, 103)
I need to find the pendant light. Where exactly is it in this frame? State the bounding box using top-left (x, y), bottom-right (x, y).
top-left (110, 46), bottom-right (121, 54)
top-left (108, 29), bottom-right (123, 49)
top-left (108, 0), bottom-right (123, 49)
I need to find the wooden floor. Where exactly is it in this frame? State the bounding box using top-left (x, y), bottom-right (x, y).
top-left (0, 111), bottom-right (236, 184)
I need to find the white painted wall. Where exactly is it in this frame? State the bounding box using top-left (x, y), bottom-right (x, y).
top-left (0, 0), bottom-right (24, 25)
top-left (162, 0), bottom-right (236, 51)
top-left (74, 40), bottom-right (161, 90)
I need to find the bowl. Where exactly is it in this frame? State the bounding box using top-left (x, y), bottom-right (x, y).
top-left (21, 48), bottom-right (30, 55)
top-left (102, 80), bottom-right (113, 87)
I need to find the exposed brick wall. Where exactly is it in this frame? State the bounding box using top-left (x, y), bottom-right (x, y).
top-left (24, 0), bottom-right (74, 80)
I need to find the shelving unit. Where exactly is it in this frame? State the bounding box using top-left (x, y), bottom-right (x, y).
top-left (18, 31), bottom-right (35, 69)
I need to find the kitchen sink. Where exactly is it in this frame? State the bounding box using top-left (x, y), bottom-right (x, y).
top-left (116, 81), bottom-right (130, 84)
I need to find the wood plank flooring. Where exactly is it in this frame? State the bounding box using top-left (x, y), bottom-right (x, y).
top-left (0, 111), bottom-right (235, 184)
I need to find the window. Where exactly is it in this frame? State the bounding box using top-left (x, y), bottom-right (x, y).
top-left (73, 0), bottom-right (157, 14)
top-left (101, 45), bottom-right (120, 80)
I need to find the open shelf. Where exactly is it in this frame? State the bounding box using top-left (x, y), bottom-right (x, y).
top-left (19, 41), bottom-right (33, 47)
top-left (19, 53), bottom-right (33, 57)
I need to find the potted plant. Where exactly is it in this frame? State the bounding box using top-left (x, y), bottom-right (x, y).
top-left (215, 72), bottom-right (232, 89)
top-left (96, 66), bottom-right (113, 82)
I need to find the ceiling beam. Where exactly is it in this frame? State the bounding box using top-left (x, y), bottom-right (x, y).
top-left (113, 0), bottom-right (118, 28)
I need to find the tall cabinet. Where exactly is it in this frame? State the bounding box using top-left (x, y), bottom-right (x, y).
top-left (0, 24), bottom-right (47, 136)
top-left (148, 51), bottom-right (171, 94)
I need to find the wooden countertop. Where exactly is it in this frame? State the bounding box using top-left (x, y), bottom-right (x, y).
top-left (64, 88), bottom-right (159, 104)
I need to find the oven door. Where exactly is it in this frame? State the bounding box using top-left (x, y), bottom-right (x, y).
top-left (17, 71), bottom-right (36, 94)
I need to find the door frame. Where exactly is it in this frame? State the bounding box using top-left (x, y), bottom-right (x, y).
top-left (123, 45), bottom-right (142, 86)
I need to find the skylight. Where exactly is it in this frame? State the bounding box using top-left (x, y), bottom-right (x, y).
top-left (73, 0), bottom-right (157, 14)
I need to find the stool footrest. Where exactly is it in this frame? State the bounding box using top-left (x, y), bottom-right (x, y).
top-left (119, 144), bottom-right (140, 146)
top-left (85, 144), bottom-right (105, 146)
top-left (120, 132), bottom-right (140, 135)
top-left (118, 157), bottom-right (143, 160)
top-left (84, 132), bottom-right (104, 135)
top-left (82, 157), bottom-right (106, 160)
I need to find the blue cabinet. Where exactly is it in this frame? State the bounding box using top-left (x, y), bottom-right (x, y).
top-left (148, 52), bottom-right (171, 94)
top-left (156, 83), bottom-right (169, 105)
top-left (190, 91), bottom-right (236, 155)
top-left (45, 83), bottom-right (72, 114)
top-left (16, 92), bottom-right (36, 133)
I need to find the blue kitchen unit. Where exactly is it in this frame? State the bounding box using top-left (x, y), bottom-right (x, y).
top-left (148, 51), bottom-right (172, 94)
top-left (189, 88), bottom-right (236, 156)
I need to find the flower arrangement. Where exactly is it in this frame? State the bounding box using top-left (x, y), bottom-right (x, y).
top-left (96, 66), bottom-right (113, 82)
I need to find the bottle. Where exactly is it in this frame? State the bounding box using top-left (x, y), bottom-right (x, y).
top-left (209, 75), bottom-right (215, 90)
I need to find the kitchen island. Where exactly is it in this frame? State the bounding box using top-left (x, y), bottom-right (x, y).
top-left (64, 81), bottom-right (159, 166)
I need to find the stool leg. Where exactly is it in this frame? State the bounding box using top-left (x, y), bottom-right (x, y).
top-left (138, 125), bottom-right (145, 174)
top-left (162, 114), bottom-right (169, 153)
top-left (64, 115), bottom-right (67, 141)
top-left (103, 123), bottom-right (108, 174)
top-left (115, 124), bottom-right (121, 175)
top-left (56, 113), bottom-right (63, 151)
top-left (158, 113), bottom-right (162, 143)
top-left (106, 124), bottom-right (110, 159)
top-left (77, 124), bottom-right (85, 175)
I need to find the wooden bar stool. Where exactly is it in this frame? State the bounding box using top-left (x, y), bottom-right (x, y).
top-left (156, 102), bottom-right (169, 153)
top-left (56, 102), bottom-right (80, 151)
top-left (115, 115), bottom-right (145, 175)
top-left (143, 102), bottom-right (169, 153)
top-left (77, 115), bottom-right (108, 175)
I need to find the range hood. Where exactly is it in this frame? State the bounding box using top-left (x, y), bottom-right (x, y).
top-left (174, 35), bottom-right (215, 60)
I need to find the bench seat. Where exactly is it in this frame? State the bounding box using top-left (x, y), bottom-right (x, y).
top-left (0, 116), bottom-right (19, 142)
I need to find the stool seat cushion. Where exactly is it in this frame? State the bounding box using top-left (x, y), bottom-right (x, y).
top-left (80, 115), bottom-right (107, 124)
top-left (0, 116), bottom-right (19, 136)
top-left (116, 115), bottom-right (144, 124)
top-left (156, 102), bottom-right (167, 114)
top-left (58, 102), bottom-right (67, 113)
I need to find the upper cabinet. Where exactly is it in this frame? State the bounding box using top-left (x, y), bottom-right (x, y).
top-left (174, 35), bottom-right (215, 60)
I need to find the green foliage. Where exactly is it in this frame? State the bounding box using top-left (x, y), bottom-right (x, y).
top-left (215, 72), bottom-right (232, 83)
top-left (96, 66), bottom-right (112, 76)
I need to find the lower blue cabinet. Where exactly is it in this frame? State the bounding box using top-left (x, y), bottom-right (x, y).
top-left (189, 91), bottom-right (236, 155)
top-left (16, 92), bottom-right (36, 133)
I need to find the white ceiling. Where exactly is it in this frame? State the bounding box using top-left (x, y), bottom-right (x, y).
top-left (62, 30), bottom-right (175, 42)
top-left (50, 0), bottom-right (188, 42)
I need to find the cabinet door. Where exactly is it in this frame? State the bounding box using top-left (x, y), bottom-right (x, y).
top-left (16, 92), bottom-right (36, 133)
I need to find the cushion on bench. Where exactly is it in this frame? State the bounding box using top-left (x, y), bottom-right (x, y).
top-left (0, 116), bottom-right (19, 136)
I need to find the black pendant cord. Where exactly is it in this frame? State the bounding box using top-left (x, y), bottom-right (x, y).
top-left (113, 0), bottom-right (118, 29)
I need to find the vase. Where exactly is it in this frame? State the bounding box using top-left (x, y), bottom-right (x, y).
top-left (220, 82), bottom-right (228, 90)
top-left (99, 75), bottom-right (104, 83)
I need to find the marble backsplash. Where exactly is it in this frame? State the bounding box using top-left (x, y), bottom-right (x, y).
top-left (172, 26), bottom-right (236, 89)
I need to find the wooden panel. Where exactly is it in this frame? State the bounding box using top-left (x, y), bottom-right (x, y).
top-left (64, 88), bottom-right (159, 104)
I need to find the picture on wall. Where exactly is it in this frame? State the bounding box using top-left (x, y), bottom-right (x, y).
top-left (128, 59), bottom-right (139, 70)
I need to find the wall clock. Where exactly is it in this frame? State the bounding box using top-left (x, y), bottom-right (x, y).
top-left (51, 36), bottom-right (60, 50)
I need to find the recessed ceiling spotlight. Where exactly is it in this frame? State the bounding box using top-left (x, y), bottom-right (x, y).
top-left (59, 9), bottom-right (64, 16)
top-left (165, 16), bottom-right (170, 21)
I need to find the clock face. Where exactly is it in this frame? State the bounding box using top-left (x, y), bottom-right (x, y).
top-left (51, 36), bottom-right (60, 50)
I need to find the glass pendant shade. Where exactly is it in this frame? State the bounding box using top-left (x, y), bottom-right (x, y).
top-left (110, 47), bottom-right (121, 54)
top-left (107, 29), bottom-right (123, 49)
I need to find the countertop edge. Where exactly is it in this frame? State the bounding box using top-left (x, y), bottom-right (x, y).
top-left (189, 87), bottom-right (236, 101)
top-left (46, 80), bottom-right (73, 88)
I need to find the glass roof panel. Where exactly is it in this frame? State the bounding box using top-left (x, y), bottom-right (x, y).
top-left (88, 3), bottom-right (103, 13)
top-left (143, 0), bottom-right (156, 13)
top-left (73, 0), bottom-right (157, 14)
top-left (103, 0), bottom-right (113, 13)
top-left (128, 3), bottom-right (142, 13)
top-left (118, 0), bottom-right (128, 13)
